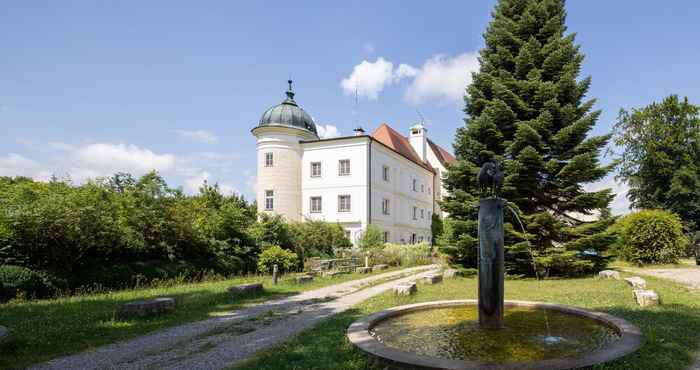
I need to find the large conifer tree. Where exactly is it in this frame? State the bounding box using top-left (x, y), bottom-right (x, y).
top-left (442, 0), bottom-right (615, 276)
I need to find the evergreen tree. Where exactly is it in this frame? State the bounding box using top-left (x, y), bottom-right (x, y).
top-left (613, 95), bottom-right (700, 233)
top-left (442, 0), bottom-right (615, 276)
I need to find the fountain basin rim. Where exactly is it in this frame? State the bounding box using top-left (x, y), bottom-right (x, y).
top-left (346, 299), bottom-right (643, 370)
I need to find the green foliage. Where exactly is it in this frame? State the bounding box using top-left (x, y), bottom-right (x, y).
top-left (0, 265), bottom-right (55, 300)
top-left (376, 243), bottom-right (432, 267)
top-left (248, 213), bottom-right (291, 249)
top-left (442, 0), bottom-right (614, 276)
top-left (257, 245), bottom-right (298, 273)
top-left (0, 173), bottom-right (260, 291)
top-left (358, 225), bottom-right (383, 252)
top-left (288, 220), bottom-right (352, 260)
top-left (612, 209), bottom-right (688, 265)
top-left (430, 213), bottom-right (444, 244)
top-left (613, 95), bottom-right (700, 232)
top-left (436, 219), bottom-right (478, 267)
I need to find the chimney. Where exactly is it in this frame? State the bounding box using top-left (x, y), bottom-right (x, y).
top-left (408, 123), bottom-right (427, 161)
top-left (353, 127), bottom-right (365, 136)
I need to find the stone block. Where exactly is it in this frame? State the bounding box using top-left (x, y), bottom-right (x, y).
top-left (323, 271), bottom-right (341, 278)
top-left (356, 266), bottom-right (372, 274)
top-left (443, 269), bottom-right (459, 278)
top-left (393, 282), bottom-right (417, 296)
top-left (598, 270), bottom-right (620, 280)
top-left (423, 274), bottom-right (443, 284)
top-left (122, 297), bottom-right (175, 317)
top-left (372, 264), bottom-right (388, 272)
top-left (295, 275), bottom-right (314, 284)
top-left (634, 289), bottom-right (659, 307)
top-left (228, 283), bottom-right (263, 297)
top-left (624, 276), bottom-right (647, 290)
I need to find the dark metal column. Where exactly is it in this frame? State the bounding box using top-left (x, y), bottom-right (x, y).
top-left (478, 197), bottom-right (505, 329)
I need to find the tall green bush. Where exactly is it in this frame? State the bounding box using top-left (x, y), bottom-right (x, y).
top-left (257, 245), bottom-right (298, 273)
top-left (288, 220), bottom-right (352, 260)
top-left (359, 225), bottom-right (383, 252)
top-left (613, 209), bottom-right (688, 265)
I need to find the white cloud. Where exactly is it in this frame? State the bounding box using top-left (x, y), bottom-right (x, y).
top-left (73, 143), bottom-right (176, 177)
top-left (584, 175), bottom-right (632, 215)
top-left (0, 153), bottom-right (50, 179)
top-left (172, 129), bottom-right (218, 144)
top-left (340, 53), bottom-right (479, 103)
top-left (403, 53), bottom-right (479, 104)
top-left (184, 171), bottom-right (238, 195)
top-left (317, 124), bottom-right (341, 139)
top-left (340, 57), bottom-right (397, 100)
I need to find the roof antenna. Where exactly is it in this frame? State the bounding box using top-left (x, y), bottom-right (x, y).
top-left (416, 109), bottom-right (426, 126)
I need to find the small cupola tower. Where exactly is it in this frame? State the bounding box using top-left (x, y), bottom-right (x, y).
top-left (409, 123), bottom-right (427, 161)
top-left (251, 80), bottom-right (319, 221)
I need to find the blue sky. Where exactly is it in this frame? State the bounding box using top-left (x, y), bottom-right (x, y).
top-left (1, 1), bottom-right (699, 213)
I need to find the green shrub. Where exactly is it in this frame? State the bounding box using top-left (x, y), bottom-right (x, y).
top-left (0, 265), bottom-right (55, 300)
top-left (288, 220), bottom-right (352, 260)
top-left (257, 245), bottom-right (298, 273)
top-left (375, 242), bottom-right (432, 267)
top-left (359, 225), bottom-right (383, 252)
top-left (612, 209), bottom-right (688, 265)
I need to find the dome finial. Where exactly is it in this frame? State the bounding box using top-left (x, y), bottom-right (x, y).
top-left (286, 79), bottom-right (295, 100)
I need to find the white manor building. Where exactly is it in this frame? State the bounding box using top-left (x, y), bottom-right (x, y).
top-left (252, 81), bottom-right (455, 246)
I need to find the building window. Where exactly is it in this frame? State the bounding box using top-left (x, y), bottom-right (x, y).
top-left (418, 236), bottom-right (424, 242)
top-left (310, 196), bottom-right (322, 213)
top-left (421, 184), bottom-right (424, 193)
top-left (382, 165), bottom-right (390, 182)
top-left (311, 162), bottom-right (321, 177)
top-left (338, 194), bottom-right (351, 212)
top-left (382, 198), bottom-right (390, 215)
top-left (411, 233), bottom-right (417, 244)
top-left (264, 152), bottom-right (273, 167)
top-left (345, 229), bottom-right (351, 240)
top-left (412, 206), bottom-right (418, 220)
top-left (412, 178), bottom-right (417, 192)
top-left (421, 209), bottom-right (424, 219)
top-left (383, 231), bottom-right (390, 243)
top-left (265, 190), bottom-right (274, 210)
top-left (339, 159), bottom-right (351, 176)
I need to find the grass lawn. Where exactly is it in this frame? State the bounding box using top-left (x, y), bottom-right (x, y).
top-left (235, 273), bottom-right (700, 370)
top-left (0, 266), bottom-right (405, 369)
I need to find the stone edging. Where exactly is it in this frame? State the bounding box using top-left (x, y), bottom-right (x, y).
top-left (346, 299), bottom-right (643, 370)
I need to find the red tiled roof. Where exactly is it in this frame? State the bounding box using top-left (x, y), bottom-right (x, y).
top-left (371, 123), bottom-right (435, 173)
top-left (427, 138), bottom-right (456, 166)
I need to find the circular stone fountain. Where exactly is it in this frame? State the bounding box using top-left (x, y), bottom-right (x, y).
top-left (347, 299), bottom-right (642, 370)
top-left (346, 163), bottom-right (643, 370)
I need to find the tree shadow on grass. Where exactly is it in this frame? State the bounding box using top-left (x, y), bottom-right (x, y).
top-left (0, 287), bottom-right (299, 370)
top-left (591, 304), bottom-right (700, 370)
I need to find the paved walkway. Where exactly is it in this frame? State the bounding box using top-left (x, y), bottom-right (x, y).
top-left (33, 264), bottom-right (440, 370)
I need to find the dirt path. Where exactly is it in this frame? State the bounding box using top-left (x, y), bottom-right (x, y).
top-left (33, 264), bottom-right (439, 370)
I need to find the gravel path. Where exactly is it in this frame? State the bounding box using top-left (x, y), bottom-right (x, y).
top-left (620, 267), bottom-right (700, 290)
top-left (33, 264), bottom-right (439, 370)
